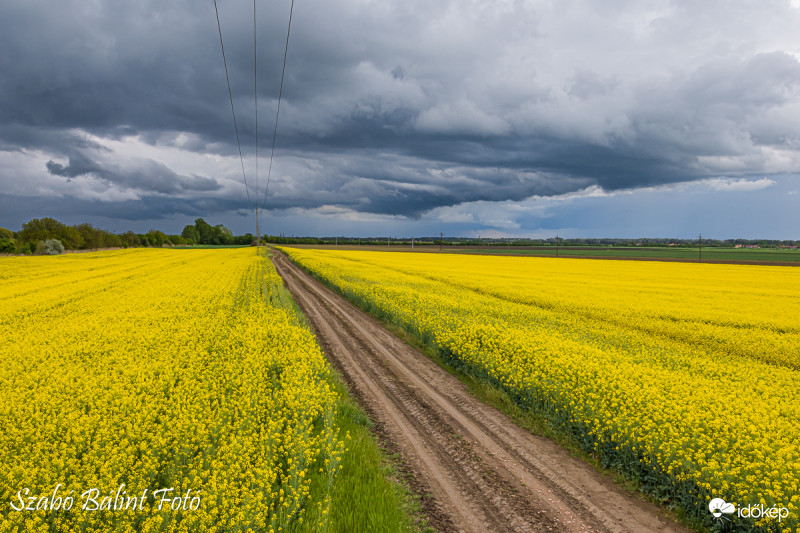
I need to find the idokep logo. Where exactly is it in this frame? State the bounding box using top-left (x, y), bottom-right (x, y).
top-left (709, 498), bottom-right (790, 523)
top-left (709, 498), bottom-right (735, 521)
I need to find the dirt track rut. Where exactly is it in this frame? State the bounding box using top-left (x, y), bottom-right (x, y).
top-left (272, 252), bottom-right (692, 533)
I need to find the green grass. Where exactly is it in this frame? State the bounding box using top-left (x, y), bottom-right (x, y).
top-left (291, 353), bottom-right (433, 533)
top-left (319, 375), bottom-right (434, 533)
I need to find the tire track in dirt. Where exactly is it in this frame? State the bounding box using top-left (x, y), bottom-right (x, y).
top-left (272, 252), bottom-right (693, 533)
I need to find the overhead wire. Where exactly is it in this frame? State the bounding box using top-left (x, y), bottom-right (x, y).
top-left (214, 0), bottom-right (295, 236)
top-left (253, 0), bottom-right (260, 241)
top-left (261, 0), bottom-right (295, 209)
top-left (213, 0), bottom-right (254, 218)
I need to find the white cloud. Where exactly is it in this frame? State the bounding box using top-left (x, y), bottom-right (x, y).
top-left (291, 205), bottom-right (407, 224)
top-left (705, 177), bottom-right (777, 191)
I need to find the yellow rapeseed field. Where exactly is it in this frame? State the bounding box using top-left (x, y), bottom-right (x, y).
top-left (281, 248), bottom-right (800, 532)
top-left (0, 249), bottom-right (344, 533)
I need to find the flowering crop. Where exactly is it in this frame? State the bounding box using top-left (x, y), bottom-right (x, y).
top-left (281, 248), bottom-right (800, 532)
top-left (0, 249), bottom-right (344, 533)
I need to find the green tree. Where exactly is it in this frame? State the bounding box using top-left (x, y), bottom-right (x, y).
top-left (214, 225), bottom-right (233, 245)
top-left (119, 231), bottom-right (141, 248)
top-left (233, 233), bottom-right (255, 245)
top-left (18, 218), bottom-right (83, 249)
top-left (0, 238), bottom-right (16, 253)
top-left (194, 218), bottom-right (216, 244)
top-left (74, 223), bottom-right (120, 249)
top-left (145, 230), bottom-right (168, 247)
top-left (181, 225), bottom-right (200, 244)
top-left (215, 224), bottom-right (232, 237)
top-left (0, 228), bottom-right (13, 240)
top-left (17, 218), bottom-right (51, 242)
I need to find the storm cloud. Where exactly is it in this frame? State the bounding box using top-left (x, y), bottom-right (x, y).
top-left (46, 151), bottom-right (221, 194)
top-left (1, 0), bottom-right (799, 236)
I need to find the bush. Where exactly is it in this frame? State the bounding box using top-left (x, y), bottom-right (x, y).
top-left (0, 238), bottom-right (16, 254)
top-left (35, 239), bottom-right (65, 255)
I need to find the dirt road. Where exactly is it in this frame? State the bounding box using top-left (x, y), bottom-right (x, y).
top-left (272, 252), bottom-right (693, 533)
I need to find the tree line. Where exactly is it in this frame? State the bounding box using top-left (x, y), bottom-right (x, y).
top-left (0, 218), bottom-right (254, 255)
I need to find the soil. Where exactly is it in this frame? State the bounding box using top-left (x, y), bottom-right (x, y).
top-left (272, 252), bottom-right (695, 533)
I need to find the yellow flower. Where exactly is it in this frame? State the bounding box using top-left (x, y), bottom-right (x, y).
top-left (281, 246), bottom-right (800, 532)
top-left (0, 249), bottom-right (344, 532)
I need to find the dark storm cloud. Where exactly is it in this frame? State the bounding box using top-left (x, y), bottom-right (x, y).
top-left (251, 149), bottom-right (594, 217)
top-left (46, 152), bottom-right (103, 178)
top-left (45, 151), bottom-right (222, 194)
top-left (0, 125), bottom-right (110, 155)
top-left (1, 0), bottom-right (800, 226)
top-left (0, 192), bottom-right (246, 226)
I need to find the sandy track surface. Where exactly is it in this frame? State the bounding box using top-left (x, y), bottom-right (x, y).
top-left (272, 252), bottom-right (693, 533)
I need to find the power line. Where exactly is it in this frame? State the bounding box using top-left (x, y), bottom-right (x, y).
top-left (214, 0), bottom-right (294, 240)
top-left (213, 0), bottom-right (254, 218)
top-left (261, 0), bottom-right (296, 208)
top-left (254, 0), bottom-right (260, 245)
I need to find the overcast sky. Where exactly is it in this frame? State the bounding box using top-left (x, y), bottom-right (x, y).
top-left (1, 0), bottom-right (799, 238)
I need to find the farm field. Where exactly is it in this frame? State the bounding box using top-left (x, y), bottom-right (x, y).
top-left (285, 244), bottom-right (800, 264)
top-left (450, 246), bottom-right (800, 263)
top-left (280, 247), bottom-right (800, 532)
top-left (0, 249), bottom-right (418, 533)
top-left (272, 251), bottom-right (693, 532)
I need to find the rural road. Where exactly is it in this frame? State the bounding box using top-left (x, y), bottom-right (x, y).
top-left (272, 252), bottom-right (692, 533)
